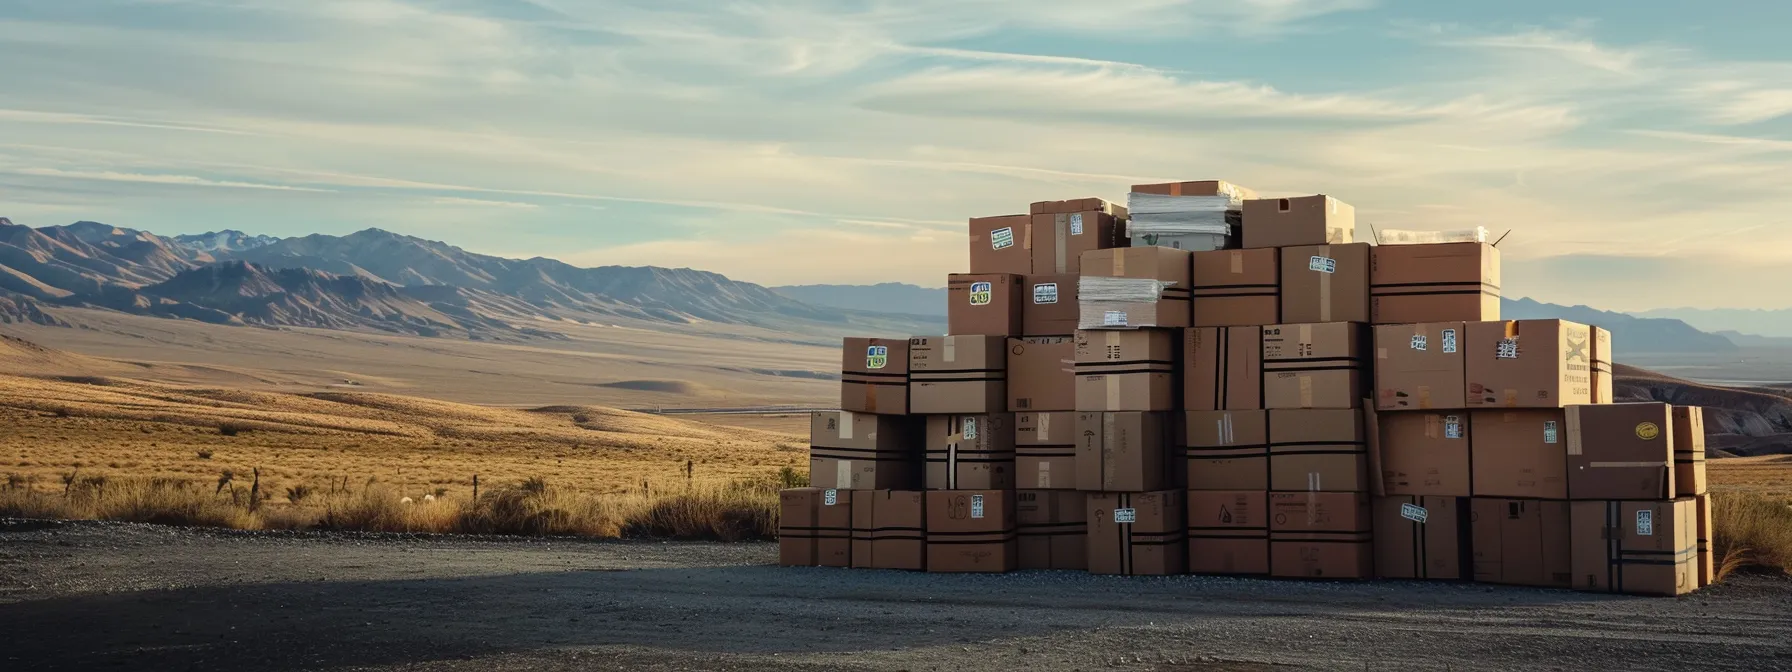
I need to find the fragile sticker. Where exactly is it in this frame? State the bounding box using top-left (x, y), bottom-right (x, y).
top-left (1308, 256), bottom-right (1337, 273)
top-left (1033, 283), bottom-right (1059, 305)
top-left (1410, 334), bottom-right (1428, 351)
top-left (1635, 422), bottom-right (1661, 440)
top-left (1103, 311), bottom-right (1128, 327)
top-left (970, 494), bottom-right (985, 519)
top-left (1496, 338), bottom-right (1519, 360)
top-left (1444, 416), bottom-right (1463, 440)
top-left (1442, 329), bottom-right (1458, 354)
top-left (962, 418), bottom-right (979, 441)
top-left (990, 227), bottom-right (1015, 250)
top-left (1070, 213), bottom-right (1085, 236)
top-left (969, 281), bottom-right (993, 306)
top-left (865, 345), bottom-right (888, 370)
top-left (1543, 420), bottom-right (1559, 444)
top-left (1636, 509), bottom-right (1653, 536)
top-left (1400, 503), bottom-right (1428, 524)
top-left (824, 489), bottom-right (838, 506)
top-left (1113, 507), bottom-right (1137, 524)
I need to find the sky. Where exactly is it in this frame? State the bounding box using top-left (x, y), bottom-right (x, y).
top-left (3, 0), bottom-right (1792, 311)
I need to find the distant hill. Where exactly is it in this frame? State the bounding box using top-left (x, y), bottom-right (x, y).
top-left (1637, 307), bottom-right (1792, 339)
top-left (773, 282), bottom-right (946, 318)
top-left (171, 230), bottom-right (281, 254)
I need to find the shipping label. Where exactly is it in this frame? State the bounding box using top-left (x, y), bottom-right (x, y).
top-left (990, 227), bottom-right (1015, 250)
top-left (1400, 503), bottom-right (1429, 524)
top-left (824, 489), bottom-right (838, 506)
top-left (970, 494), bottom-right (985, 519)
top-left (1444, 416), bottom-right (1462, 440)
top-left (969, 281), bottom-right (993, 306)
top-left (1636, 509), bottom-right (1653, 536)
top-left (962, 417), bottom-right (979, 441)
top-left (1308, 256), bottom-right (1336, 273)
top-left (1103, 311), bottom-right (1128, 327)
top-left (1070, 213), bottom-right (1085, 236)
top-left (1411, 334), bottom-right (1428, 351)
top-left (1442, 329), bottom-right (1458, 353)
top-left (1544, 421), bottom-right (1559, 444)
top-left (1033, 283), bottom-right (1059, 305)
top-left (1113, 507), bottom-right (1137, 524)
top-left (1496, 338), bottom-right (1520, 360)
top-left (865, 345), bottom-right (888, 369)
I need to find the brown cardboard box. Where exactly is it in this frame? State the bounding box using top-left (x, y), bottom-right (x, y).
top-left (1263, 323), bottom-right (1368, 410)
top-left (1187, 490), bottom-right (1269, 575)
top-left (1184, 410), bottom-right (1270, 491)
top-left (1570, 498), bottom-right (1697, 596)
top-left (910, 336), bottom-right (1007, 415)
top-left (1185, 326), bottom-right (1263, 411)
top-left (1269, 409), bottom-right (1368, 493)
top-left (841, 337), bottom-right (908, 415)
top-left (1016, 412), bottom-right (1076, 490)
top-left (809, 411), bottom-right (919, 490)
top-left (1592, 327), bottom-right (1614, 403)
top-left (1470, 410), bottom-right (1569, 499)
top-left (969, 215), bottom-right (1033, 276)
top-left (1029, 208), bottom-right (1123, 275)
top-left (1269, 492), bottom-right (1373, 579)
top-left (851, 490), bottom-right (925, 571)
top-left (779, 488), bottom-right (822, 567)
top-left (1131, 180), bottom-right (1258, 201)
top-left (1088, 490), bottom-right (1187, 575)
top-left (1464, 319), bottom-right (1595, 408)
top-left (1075, 412), bottom-right (1172, 492)
top-left (1007, 337), bottom-right (1074, 412)
top-left (1470, 498), bottom-right (1573, 588)
top-left (1374, 495), bottom-right (1471, 580)
top-left (1696, 493), bottom-right (1714, 587)
top-left (1369, 243), bottom-right (1501, 325)
top-left (947, 273), bottom-right (1024, 337)
top-left (1077, 248), bottom-right (1192, 330)
top-left (924, 414), bottom-right (1016, 490)
top-left (1191, 248), bottom-right (1280, 327)
top-left (1280, 243), bottom-right (1371, 324)
top-left (1674, 406), bottom-right (1708, 497)
top-left (1031, 197), bottom-right (1127, 217)
top-left (1377, 412), bottom-right (1471, 497)
top-left (1242, 195), bottom-right (1355, 249)
top-left (1017, 490), bottom-right (1087, 570)
top-left (1074, 329), bottom-right (1176, 412)
top-left (1566, 403), bottom-right (1674, 500)
top-left (817, 488), bottom-right (854, 567)
top-left (926, 490), bottom-right (1018, 573)
top-left (1374, 322), bottom-right (1467, 411)
top-left (1022, 274), bottom-right (1080, 336)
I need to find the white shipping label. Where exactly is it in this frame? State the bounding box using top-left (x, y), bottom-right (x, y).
top-left (1308, 256), bottom-right (1337, 273)
top-left (1496, 338), bottom-right (1519, 360)
top-left (969, 281), bottom-right (993, 306)
top-left (1070, 213), bottom-right (1085, 236)
top-left (824, 489), bottom-right (838, 507)
top-left (990, 227), bottom-right (1015, 250)
top-left (836, 461), bottom-right (851, 488)
top-left (1400, 503), bottom-right (1429, 524)
top-left (962, 418), bottom-right (979, 441)
top-left (1033, 283), bottom-right (1059, 305)
top-left (1544, 421), bottom-right (1559, 444)
top-left (1442, 329), bottom-right (1458, 354)
top-left (1410, 334), bottom-right (1428, 351)
top-left (970, 494), bottom-right (986, 519)
top-left (1636, 509), bottom-right (1654, 536)
top-left (1444, 416), bottom-right (1463, 440)
top-left (865, 345), bottom-right (888, 370)
top-left (1103, 311), bottom-right (1128, 327)
top-left (1113, 508), bottom-right (1137, 524)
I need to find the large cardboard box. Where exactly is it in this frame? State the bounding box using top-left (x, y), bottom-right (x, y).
top-left (924, 414), bottom-right (1016, 490)
top-left (1242, 195), bottom-right (1355, 249)
top-left (969, 214), bottom-right (1033, 276)
top-left (1369, 243), bottom-right (1501, 325)
top-left (1696, 493), bottom-right (1714, 587)
top-left (1470, 498), bottom-right (1573, 588)
top-left (1374, 495), bottom-right (1471, 580)
top-left (1032, 197), bottom-right (1128, 217)
top-left (1674, 406), bottom-right (1708, 497)
top-left (1088, 490), bottom-right (1187, 575)
top-left (1075, 411), bottom-right (1172, 493)
top-left (1374, 322), bottom-right (1467, 411)
top-left (851, 490), bottom-right (925, 571)
top-left (926, 490), bottom-right (1018, 573)
top-left (1269, 409), bottom-right (1368, 493)
top-left (841, 337), bottom-right (908, 415)
top-left (1263, 323), bottom-right (1368, 410)
top-left (910, 336), bottom-right (1007, 415)
top-left (1187, 490), bottom-right (1269, 575)
top-left (1566, 403), bottom-right (1674, 500)
top-left (1592, 327), bottom-right (1614, 403)
top-left (779, 488), bottom-right (822, 567)
top-left (1077, 248), bottom-right (1193, 330)
top-left (1017, 490), bottom-right (1087, 570)
top-left (1377, 412), bottom-right (1471, 497)
top-left (1470, 410), bottom-right (1569, 499)
top-left (1007, 337), bottom-right (1074, 412)
top-left (809, 411), bottom-right (919, 490)
top-left (1022, 274), bottom-right (1080, 336)
top-left (1280, 243), bottom-right (1371, 324)
top-left (1185, 326), bottom-right (1263, 411)
top-left (1016, 412), bottom-right (1076, 490)
top-left (1191, 248), bottom-right (1280, 327)
top-left (1074, 329), bottom-right (1176, 411)
top-left (1184, 410), bottom-right (1269, 491)
top-left (1269, 492), bottom-right (1373, 579)
top-left (1464, 319), bottom-right (1595, 408)
top-left (946, 273), bottom-right (1024, 337)
top-left (1029, 203), bottom-right (1123, 275)
top-left (1570, 498), bottom-right (1698, 596)
top-left (1132, 180), bottom-right (1257, 201)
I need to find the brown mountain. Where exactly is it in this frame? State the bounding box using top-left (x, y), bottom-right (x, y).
top-left (1615, 363), bottom-right (1792, 456)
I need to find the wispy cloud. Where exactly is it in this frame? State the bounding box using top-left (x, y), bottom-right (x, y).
top-left (9, 168), bottom-right (333, 192)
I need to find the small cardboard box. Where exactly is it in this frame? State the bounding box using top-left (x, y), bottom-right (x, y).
top-left (924, 414), bottom-right (1016, 491)
top-left (910, 336), bottom-right (1007, 415)
top-left (1074, 329), bottom-right (1176, 412)
top-left (1464, 319), bottom-right (1595, 408)
top-left (1028, 201), bottom-right (1124, 275)
top-left (1263, 323), bottom-right (1368, 410)
top-left (1088, 490), bottom-right (1187, 576)
top-left (809, 411), bottom-right (919, 490)
top-left (1674, 406), bottom-right (1708, 497)
top-left (1377, 412), bottom-right (1471, 497)
top-left (851, 490), bottom-right (925, 571)
top-left (1185, 326), bottom-right (1263, 411)
top-left (1269, 409), bottom-right (1368, 493)
top-left (1077, 247), bottom-right (1193, 330)
top-left (1374, 322), bottom-right (1467, 411)
top-left (1017, 490), bottom-right (1088, 570)
top-left (1374, 495), bottom-right (1471, 580)
top-left (840, 337), bottom-right (909, 415)
top-left (1470, 410), bottom-right (1569, 499)
top-left (1242, 195), bottom-right (1355, 249)
top-left (1566, 402), bottom-right (1674, 500)
top-left (1187, 490), bottom-right (1269, 575)
top-left (1280, 243), bottom-right (1371, 324)
top-left (946, 273), bottom-right (1024, 337)
top-left (1269, 492), bottom-right (1373, 579)
top-left (969, 214), bottom-right (1033, 276)
top-left (1570, 498), bottom-right (1698, 596)
top-left (1191, 248), bottom-right (1279, 327)
top-left (1007, 337), bottom-right (1075, 412)
top-left (1016, 411), bottom-right (1076, 490)
top-left (1470, 497), bottom-right (1573, 588)
top-left (1370, 243), bottom-right (1501, 325)
top-left (1075, 411), bottom-right (1173, 493)
top-left (926, 490), bottom-right (1018, 573)
top-left (1184, 410), bottom-right (1269, 491)
top-left (1022, 274), bottom-right (1080, 336)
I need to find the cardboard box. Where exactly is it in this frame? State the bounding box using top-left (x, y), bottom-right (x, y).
top-left (1088, 490), bottom-right (1187, 575)
top-left (1566, 403), bottom-right (1674, 500)
top-left (1031, 197), bottom-right (1127, 217)
top-left (1242, 195), bottom-right (1355, 249)
top-left (1470, 410), bottom-right (1569, 499)
top-left (1374, 322), bottom-right (1467, 411)
top-left (1022, 274), bottom-right (1080, 336)
top-left (779, 488), bottom-right (822, 567)
top-left (1184, 410), bottom-right (1269, 491)
top-left (841, 337), bottom-right (908, 415)
top-left (1280, 243), bottom-right (1371, 324)
top-left (1131, 180), bottom-right (1258, 201)
top-left (1187, 490), bottom-right (1269, 575)
top-left (1470, 498), bottom-right (1573, 588)
top-left (1263, 323), bottom-right (1368, 410)
top-left (1269, 492), bottom-right (1373, 579)
top-left (926, 490), bottom-right (1018, 573)
top-left (851, 490), bottom-right (925, 571)
top-left (1077, 248), bottom-right (1193, 330)
top-left (1191, 248), bottom-right (1279, 327)
top-left (1674, 406), bottom-right (1708, 497)
top-left (1075, 412), bottom-right (1172, 492)
top-left (1374, 495), bottom-right (1471, 580)
top-left (817, 488), bottom-right (853, 567)
top-left (1029, 209), bottom-right (1123, 275)
top-left (924, 414), bottom-right (1016, 490)
top-left (809, 411), bottom-right (919, 490)
top-left (1007, 337), bottom-right (1074, 412)
top-left (1592, 327), bottom-right (1614, 403)
top-left (1016, 412), bottom-right (1076, 490)
top-left (1185, 326), bottom-right (1263, 411)
top-left (1017, 490), bottom-right (1087, 570)
top-left (1696, 493), bottom-right (1714, 587)
top-left (910, 336), bottom-right (1007, 415)
top-left (969, 215), bottom-right (1033, 276)
top-left (1269, 409), bottom-right (1368, 493)
top-left (946, 273), bottom-right (1024, 337)
top-left (1370, 243), bottom-right (1501, 325)
top-left (1377, 412), bottom-right (1471, 497)
top-left (1074, 329), bottom-right (1176, 411)
top-left (1570, 498), bottom-right (1698, 596)
top-left (1465, 319), bottom-right (1595, 408)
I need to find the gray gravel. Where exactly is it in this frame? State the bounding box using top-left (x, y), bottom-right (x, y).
top-left (1, 519), bottom-right (1790, 671)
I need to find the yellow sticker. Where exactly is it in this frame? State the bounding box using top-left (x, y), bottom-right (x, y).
top-left (1635, 422), bottom-right (1661, 440)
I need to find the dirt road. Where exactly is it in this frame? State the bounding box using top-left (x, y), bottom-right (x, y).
top-left (1, 521), bottom-right (1788, 671)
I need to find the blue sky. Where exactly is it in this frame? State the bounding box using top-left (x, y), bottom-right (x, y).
top-left (3, 0), bottom-right (1792, 310)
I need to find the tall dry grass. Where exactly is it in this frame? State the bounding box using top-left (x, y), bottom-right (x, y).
top-left (1712, 491), bottom-right (1792, 579)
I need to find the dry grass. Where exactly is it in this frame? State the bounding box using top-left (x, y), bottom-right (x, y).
top-left (1711, 490), bottom-right (1792, 579)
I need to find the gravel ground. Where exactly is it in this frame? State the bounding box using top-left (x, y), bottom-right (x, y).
top-left (2, 520), bottom-right (1790, 671)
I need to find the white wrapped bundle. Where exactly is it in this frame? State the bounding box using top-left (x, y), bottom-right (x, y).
top-left (1376, 227), bottom-right (1490, 245)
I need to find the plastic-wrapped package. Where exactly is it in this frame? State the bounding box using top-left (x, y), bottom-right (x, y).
top-left (1076, 276), bottom-right (1178, 329)
top-left (1375, 227), bottom-right (1490, 245)
top-left (1125, 192), bottom-right (1243, 251)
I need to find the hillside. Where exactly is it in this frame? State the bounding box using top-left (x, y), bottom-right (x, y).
top-left (1614, 363), bottom-right (1792, 456)
top-left (1638, 307), bottom-right (1792, 339)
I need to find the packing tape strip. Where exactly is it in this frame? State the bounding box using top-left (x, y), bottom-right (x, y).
top-left (1591, 461), bottom-right (1663, 468)
top-left (1425, 415), bottom-right (1440, 439)
top-left (1503, 389), bottom-right (1518, 407)
top-left (1419, 386), bottom-right (1432, 409)
top-left (1038, 412), bottom-right (1051, 441)
top-left (1038, 461), bottom-right (1051, 489)
top-left (1377, 347), bottom-right (1388, 360)
top-left (1299, 375), bottom-right (1313, 408)
top-left (944, 336), bottom-right (957, 363)
top-left (1230, 250), bottom-right (1244, 274)
top-left (1103, 414), bottom-right (1118, 489)
top-left (1306, 480), bottom-right (1319, 525)
top-left (1108, 374), bottom-right (1121, 410)
top-left (1504, 321), bottom-right (1520, 339)
top-left (1112, 250), bottom-right (1126, 276)
top-left (838, 460), bottom-right (853, 488)
top-left (1023, 221), bottom-right (1033, 251)
top-left (1565, 406), bottom-right (1584, 456)
top-left (1170, 182), bottom-right (1182, 196)
top-left (1300, 323), bottom-right (1312, 345)
top-left (839, 411), bottom-right (854, 440)
top-left (1318, 244), bottom-right (1332, 323)
top-left (1055, 214), bottom-right (1069, 273)
top-left (865, 383), bottom-right (877, 413)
